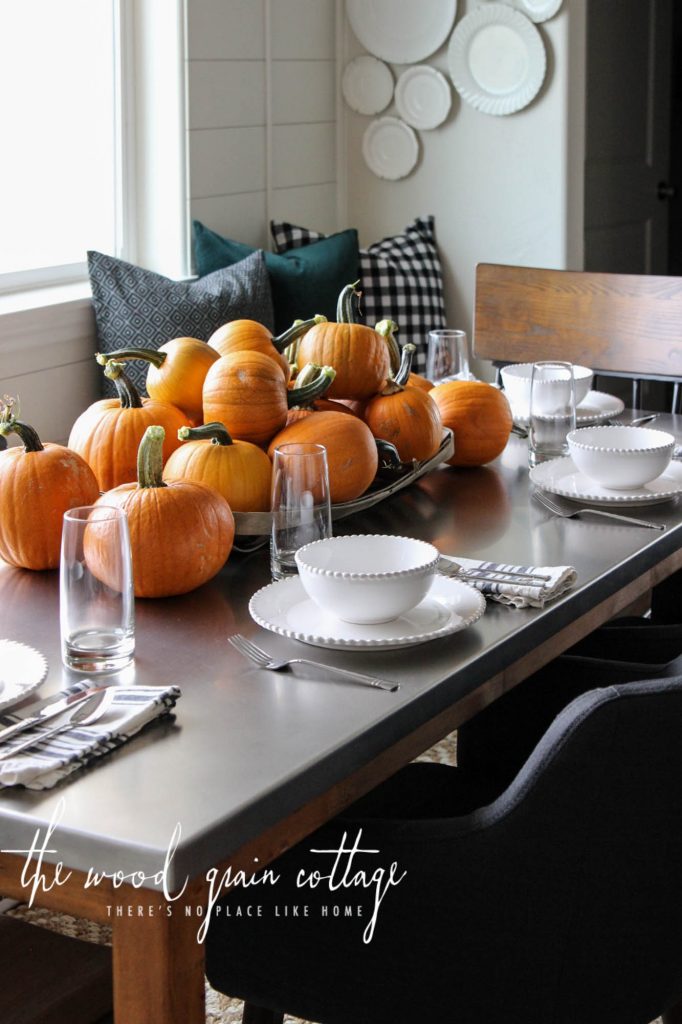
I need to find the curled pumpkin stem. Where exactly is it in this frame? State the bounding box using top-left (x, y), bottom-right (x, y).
top-left (374, 319), bottom-right (401, 375)
top-left (178, 422), bottom-right (234, 447)
top-left (103, 361), bottom-right (144, 410)
top-left (137, 425), bottom-right (167, 489)
top-left (0, 395), bottom-right (44, 452)
top-left (97, 348), bottom-right (167, 369)
top-left (287, 365), bottom-right (336, 408)
top-left (337, 281), bottom-right (362, 324)
top-left (282, 315), bottom-right (327, 367)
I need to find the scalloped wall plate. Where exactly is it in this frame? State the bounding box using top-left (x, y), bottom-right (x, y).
top-left (362, 116), bottom-right (419, 180)
top-left (395, 66), bottom-right (452, 130)
top-left (346, 0), bottom-right (458, 65)
top-left (448, 3), bottom-right (546, 116)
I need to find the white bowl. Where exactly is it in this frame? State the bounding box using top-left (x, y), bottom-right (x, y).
top-left (567, 425), bottom-right (675, 489)
top-left (295, 534), bottom-right (439, 624)
top-left (501, 363), bottom-right (593, 420)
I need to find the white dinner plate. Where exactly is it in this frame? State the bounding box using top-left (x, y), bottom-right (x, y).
top-left (395, 66), bottom-right (452, 130)
top-left (249, 574), bottom-right (486, 651)
top-left (0, 640), bottom-right (48, 712)
top-left (342, 56), bottom-right (394, 116)
top-left (346, 0), bottom-right (458, 65)
top-left (362, 116), bottom-right (419, 180)
top-left (530, 456), bottom-right (682, 507)
top-left (448, 3), bottom-right (546, 116)
top-left (513, 391), bottom-right (626, 428)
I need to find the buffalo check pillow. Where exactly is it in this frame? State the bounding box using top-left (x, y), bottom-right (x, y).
top-left (270, 215), bottom-right (446, 373)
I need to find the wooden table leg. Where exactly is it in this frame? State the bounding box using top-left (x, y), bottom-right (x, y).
top-left (112, 890), bottom-right (205, 1024)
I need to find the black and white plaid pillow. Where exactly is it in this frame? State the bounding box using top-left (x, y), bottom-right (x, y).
top-left (271, 216), bottom-right (446, 373)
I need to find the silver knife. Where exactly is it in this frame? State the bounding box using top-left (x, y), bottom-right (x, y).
top-left (0, 691), bottom-right (108, 762)
top-left (0, 687), bottom-right (109, 745)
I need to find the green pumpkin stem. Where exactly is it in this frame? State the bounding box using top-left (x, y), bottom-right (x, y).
top-left (274, 315), bottom-right (326, 354)
top-left (178, 422), bottom-right (233, 446)
top-left (137, 426), bottom-right (167, 489)
top-left (103, 361), bottom-right (144, 409)
top-left (375, 319), bottom-right (401, 375)
top-left (336, 281), bottom-right (362, 324)
top-left (380, 343), bottom-right (416, 396)
top-left (287, 365), bottom-right (336, 408)
top-left (0, 396), bottom-right (44, 452)
top-left (96, 348), bottom-right (167, 370)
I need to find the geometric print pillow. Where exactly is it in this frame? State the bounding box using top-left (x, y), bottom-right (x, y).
top-left (87, 249), bottom-right (274, 397)
top-left (270, 216), bottom-right (446, 374)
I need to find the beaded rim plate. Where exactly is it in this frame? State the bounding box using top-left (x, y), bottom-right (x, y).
top-left (249, 574), bottom-right (486, 651)
top-left (529, 457), bottom-right (682, 507)
top-left (362, 116), bottom-right (419, 180)
top-left (342, 56), bottom-right (394, 116)
top-left (394, 65), bottom-right (452, 130)
top-left (0, 640), bottom-right (48, 712)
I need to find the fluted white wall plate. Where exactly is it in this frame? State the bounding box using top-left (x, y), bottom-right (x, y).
top-left (395, 66), bottom-right (452, 130)
top-left (346, 0), bottom-right (458, 64)
top-left (249, 575), bottom-right (486, 650)
top-left (362, 116), bottom-right (419, 180)
top-left (448, 4), bottom-right (546, 116)
top-left (342, 56), bottom-right (394, 116)
top-left (0, 640), bottom-right (48, 711)
top-left (509, 0), bottom-right (562, 24)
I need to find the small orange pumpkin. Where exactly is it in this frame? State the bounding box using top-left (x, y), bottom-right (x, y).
top-left (0, 399), bottom-right (100, 570)
top-left (430, 380), bottom-right (513, 467)
top-left (203, 351), bottom-right (335, 447)
top-left (96, 338), bottom-right (219, 423)
top-left (208, 316), bottom-right (325, 382)
top-left (295, 283), bottom-right (391, 400)
top-left (163, 421), bottom-right (273, 513)
top-left (267, 411), bottom-right (378, 504)
top-left (93, 425), bottom-right (234, 597)
top-left (68, 362), bottom-right (188, 490)
top-left (364, 344), bottom-right (443, 463)
top-left (408, 373), bottom-right (434, 393)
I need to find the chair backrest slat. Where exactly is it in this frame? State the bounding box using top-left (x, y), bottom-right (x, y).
top-left (473, 263), bottom-right (682, 381)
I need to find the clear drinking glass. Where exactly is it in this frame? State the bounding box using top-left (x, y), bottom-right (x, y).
top-left (60, 506), bottom-right (135, 672)
top-left (426, 329), bottom-right (471, 385)
top-left (271, 443), bottom-right (332, 580)
top-left (528, 361), bottom-right (577, 467)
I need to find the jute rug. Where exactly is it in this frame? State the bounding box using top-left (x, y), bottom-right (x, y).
top-left (1, 731), bottom-right (663, 1023)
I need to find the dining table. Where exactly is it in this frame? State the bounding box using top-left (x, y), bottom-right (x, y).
top-left (0, 419), bottom-right (681, 1023)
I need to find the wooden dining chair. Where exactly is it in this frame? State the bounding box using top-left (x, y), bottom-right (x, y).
top-left (473, 263), bottom-right (682, 411)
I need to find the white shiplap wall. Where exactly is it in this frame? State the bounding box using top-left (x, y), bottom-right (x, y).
top-left (186, 0), bottom-right (338, 250)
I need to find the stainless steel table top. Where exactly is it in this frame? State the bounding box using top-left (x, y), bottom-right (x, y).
top-left (1, 421), bottom-right (680, 887)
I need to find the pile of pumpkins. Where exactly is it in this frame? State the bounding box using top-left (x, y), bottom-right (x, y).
top-left (0, 283), bottom-right (512, 598)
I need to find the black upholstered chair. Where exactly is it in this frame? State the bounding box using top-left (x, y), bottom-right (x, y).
top-left (206, 672), bottom-right (682, 1024)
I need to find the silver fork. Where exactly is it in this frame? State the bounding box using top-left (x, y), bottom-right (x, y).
top-left (533, 489), bottom-right (664, 530)
top-left (229, 634), bottom-right (399, 692)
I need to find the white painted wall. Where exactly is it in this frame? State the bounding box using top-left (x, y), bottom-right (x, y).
top-left (341, 0), bottom-right (586, 375)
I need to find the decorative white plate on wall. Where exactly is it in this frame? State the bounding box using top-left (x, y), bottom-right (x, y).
top-left (362, 116), bottom-right (419, 180)
top-left (529, 457), bottom-right (682, 507)
top-left (249, 575), bottom-right (486, 651)
top-left (342, 56), bottom-right (394, 116)
top-left (395, 66), bottom-right (452, 130)
top-left (346, 0), bottom-right (458, 65)
top-left (504, 0), bottom-right (563, 24)
top-left (448, 3), bottom-right (547, 116)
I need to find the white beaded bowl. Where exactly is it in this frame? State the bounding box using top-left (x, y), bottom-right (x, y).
top-left (295, 534), bottom-right (439, 624)
top-left (501, 363), bottom-right (593, 420)
top-left (567, 425), bottom-right (675, 489)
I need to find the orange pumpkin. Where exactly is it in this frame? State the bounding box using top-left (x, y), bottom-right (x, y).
top-left (296, 283), bottom-right (391, 400)
top-left (203, 351), bottom-right (335, 447)
top-left (68, 362), bottom-right (188, 490)
top-left (430, 380), bottom-right (513, 467)
top-left (0, 398), bottom-right (100, 569)
top-left (93, 425), bottom-right (234, 597)
top-left (267, 411), bottom-right (378, 504)
top-left (163, 421), bottom-right (272, 513)
top-left (96, 337), bottom-right (219, 423)
top-left (364, 344), bottom-right (443, 462)
top-left (208, 316), bottom-right (325, 382)
top-left (408, 373), bottom-right (434, 393)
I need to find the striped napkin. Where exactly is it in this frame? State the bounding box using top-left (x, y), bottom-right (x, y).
top-left (0, 684), bottom-right (180, 790)
top-left (447, 556), bottom-right (577, 609)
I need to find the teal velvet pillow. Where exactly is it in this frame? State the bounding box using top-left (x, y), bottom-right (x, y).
top-left (193, 220), bottom-right (360, 334)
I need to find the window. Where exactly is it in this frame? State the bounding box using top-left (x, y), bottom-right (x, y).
top-left (0, 0), bottom-right (127, 291)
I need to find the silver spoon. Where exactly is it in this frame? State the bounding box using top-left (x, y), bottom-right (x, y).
top-left (0, 688), bottom-right (114, 761)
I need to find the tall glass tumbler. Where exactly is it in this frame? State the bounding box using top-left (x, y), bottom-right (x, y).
top-left (60, 506), bottom-right (135, 672)
top-left (528, 361), bottom-right (577, 467)
top-left (426, 329), bottom-right (471, 385)
top-left (271, 443), bottom-right (332, 580)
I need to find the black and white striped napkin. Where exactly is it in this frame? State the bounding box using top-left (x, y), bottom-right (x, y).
top-left (0, 685), bottom-right (180, 790)
top-left (445, 556), bottom-right (577, 609)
